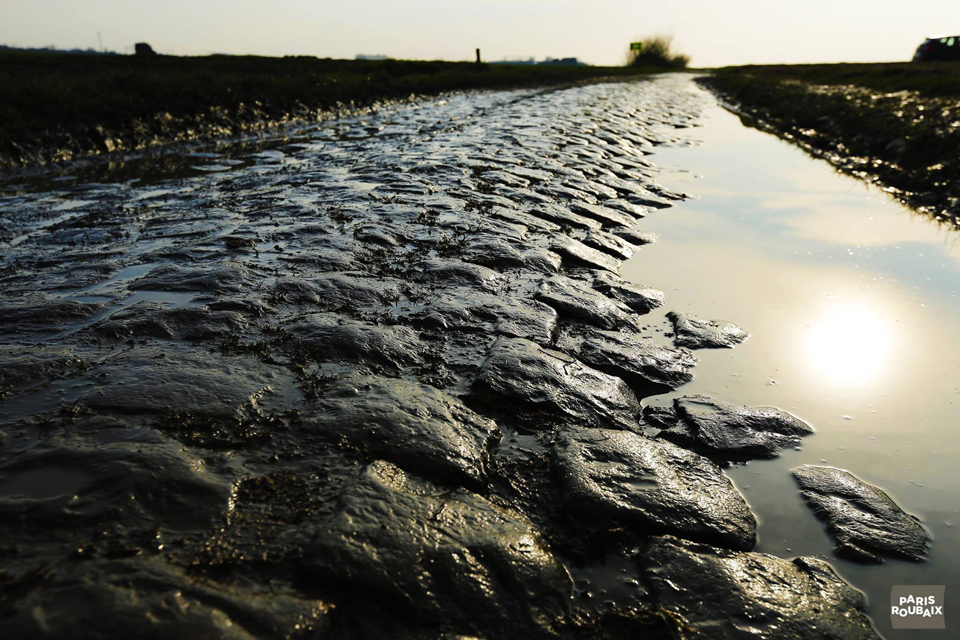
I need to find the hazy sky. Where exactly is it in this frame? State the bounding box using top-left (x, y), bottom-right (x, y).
top-left (1, 1), bottom-right (956, 67)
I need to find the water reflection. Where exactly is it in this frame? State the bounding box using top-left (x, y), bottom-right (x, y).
top-left (778, 201), bottom-right (956, 248)
top-left (627, 89), bottom-right (960, 639)
top-left (802, 301), bottom-right (896, 387)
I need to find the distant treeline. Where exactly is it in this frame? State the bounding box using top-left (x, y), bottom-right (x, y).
top-left (492, 58), bottom-right (586, 66)
top-left (0, 44), bottom-right (119, 56)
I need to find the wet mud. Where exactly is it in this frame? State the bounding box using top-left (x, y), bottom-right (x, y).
top-left (645, 396), bottom-right (814, 463)
top-left (0, 76), bottom-right (889, 638)
top-left (793, 466), bottom-right (931, 564)
top-left (667, 311), bottom-right (748, 349)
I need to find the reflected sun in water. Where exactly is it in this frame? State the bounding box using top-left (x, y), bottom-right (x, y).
top-left (803, 301), bottom-right (897, 387)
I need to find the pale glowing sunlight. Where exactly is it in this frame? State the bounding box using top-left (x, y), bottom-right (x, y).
top-left (803, 302), bottom-right (896, 386)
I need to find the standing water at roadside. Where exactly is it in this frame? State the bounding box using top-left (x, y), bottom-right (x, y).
top-left (627, 80), bottom-right (960, 639)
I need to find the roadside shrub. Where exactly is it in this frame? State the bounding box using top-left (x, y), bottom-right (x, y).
top-left (628, 35), bottom-right (690, 69)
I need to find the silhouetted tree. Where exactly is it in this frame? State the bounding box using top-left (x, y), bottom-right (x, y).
top-left (627, 35), bottom-right (689, 69)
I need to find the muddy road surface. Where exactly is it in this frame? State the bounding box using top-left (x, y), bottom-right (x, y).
top-left (3, 74), bottom-right (949, 638)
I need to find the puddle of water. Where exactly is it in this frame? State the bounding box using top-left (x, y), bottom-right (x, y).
top-left (123, 291), bottom-right (203, 307)
top-left (0, 466), bottom-right (92, 499)
top-left (626, 89), bottom-right (960, 638)
top-left (57, 262), bottom-right (200, 307)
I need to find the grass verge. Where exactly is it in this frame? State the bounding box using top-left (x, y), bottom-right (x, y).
top-left (0, 51), bottom-right (660, 169)
top-left (702, 63), bottom-right (960, 224)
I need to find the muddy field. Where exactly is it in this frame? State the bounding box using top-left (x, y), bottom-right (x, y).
top-left (0, 50), bottom-right (654, 170)
top-left (0, 75), bottom-right (919, 638)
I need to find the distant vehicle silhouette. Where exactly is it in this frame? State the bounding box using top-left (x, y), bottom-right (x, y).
top-left (913, 35), bottom-right (960, 62)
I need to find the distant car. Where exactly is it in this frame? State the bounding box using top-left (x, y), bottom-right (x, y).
top-left (913, 35), bottom-right (960, 62)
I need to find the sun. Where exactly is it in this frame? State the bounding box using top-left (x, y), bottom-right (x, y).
top-left (803, 301), bottom-right (896, 386)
